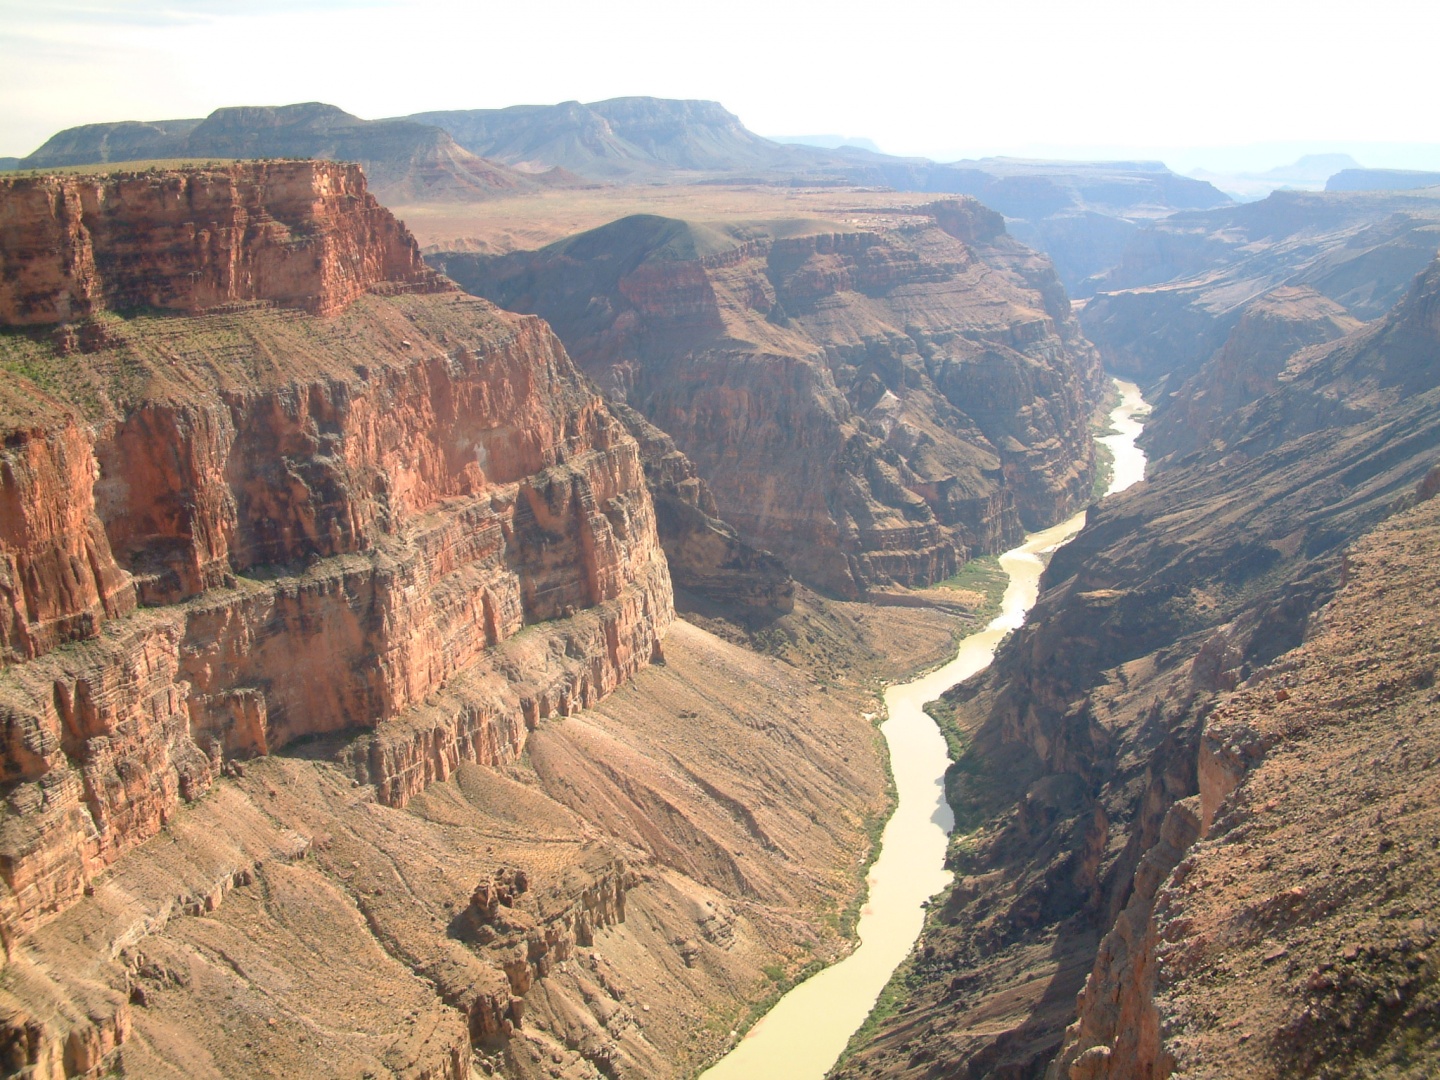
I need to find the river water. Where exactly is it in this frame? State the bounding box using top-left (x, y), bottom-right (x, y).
top-left (701, 378), bottom-right (1149, 1080)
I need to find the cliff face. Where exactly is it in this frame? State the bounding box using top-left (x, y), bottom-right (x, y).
top-left (837, 254), bottom-right (1440, 1080)
top-left (0, 164), bottom-right (674, 955)
top-left (0, 294), bottom-right (673, 948)
top-left (435, 200), bottom-right (1105, 597)
top-left (0, 161), bottom-right (446, 326)
top-left (0, 161), bottom-right (914, 1080)
top-left (1054, 488), bottom-right (1440, 1080)
top-left (607, 401), bottom-right (794, 613)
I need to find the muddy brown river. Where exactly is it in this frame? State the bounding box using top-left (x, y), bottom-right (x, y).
top-left (701, 378), bottom-right (1148, 1079)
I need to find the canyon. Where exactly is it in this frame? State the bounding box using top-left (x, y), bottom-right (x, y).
top-left (834, 246), bottom-right (1440, 1079)
top-left (1080, 185), bottom-right (1440, 388)
top-left (0, 161), bottom-right (963, 1079)
top-left (2, 94), bottom-right (1438, 1080)
top-left (433, 201), bottom-right (1106, 597)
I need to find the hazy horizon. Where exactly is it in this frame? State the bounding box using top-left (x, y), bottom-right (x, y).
top-left (3, 0), bottom-right (1438, 176)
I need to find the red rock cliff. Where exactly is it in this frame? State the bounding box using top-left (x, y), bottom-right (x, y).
top-left (0, 160), bottom-right (445, 325)
top-left (0, 167), bottom-right (673, 951)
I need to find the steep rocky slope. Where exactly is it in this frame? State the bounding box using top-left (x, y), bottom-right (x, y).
top-left (0, 161), bottom-right (672, 930)
top-left (1050, 479), bottom-right (1440, 1080)
top-left (0, 161), bottom-right (667, 1075)
top-left (0, 613), bottom-right (920, 1080)
top-left (0, 160), bottom-right (955, 1080)
top-left (835, 253), bottom-right (1440, 1079)
top-left (1140, 286), bottom-right (1362, 465)
top-left (16, 104), bottom-right (574, 204)
top-left (606, 402), bottom-right (794, 614)
top-left (1080, 187), bottom-right (1440, 385)
top-left (434, 200), bottom-right (1106, 597)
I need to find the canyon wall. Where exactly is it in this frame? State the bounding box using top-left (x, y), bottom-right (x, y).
top-left (1080, 186), bottom-right (1440, 388)
top-left (0, 163), bottom-right (673, 957)
top-left (607, 401), bottom-right (794, 613)
top-left (0, 160), bottom-right (446, 325)
top-left (435, 199), bottom-right (1106, 597)
top-left (0, 160), bottom-right (910, 1080)
top-left (837, 253), bottom-right (1440, 1079)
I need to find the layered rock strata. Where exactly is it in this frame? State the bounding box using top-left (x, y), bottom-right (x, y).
top-left (0, 165), bottom-right (673, 960)
top-left (607, 401), bottom-right (794, 613)
top-left (0, 609), bottom-right (901, 1080)
top-left (836, 254), bottom-right (1440, 1078)
top-left (0, 160), bottom-right (446, 326)
top-left (435, 199), bottom-right (1105, 597)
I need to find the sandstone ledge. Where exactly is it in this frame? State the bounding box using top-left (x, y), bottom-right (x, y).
top-left (0, 290), bottom-right (673, 949)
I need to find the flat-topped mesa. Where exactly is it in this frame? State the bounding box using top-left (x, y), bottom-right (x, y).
top-left (0, 159), bottom-right (450, 326)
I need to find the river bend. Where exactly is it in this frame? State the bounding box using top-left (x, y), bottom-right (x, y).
top-left (702, 378), bottom-right (1148, 1079)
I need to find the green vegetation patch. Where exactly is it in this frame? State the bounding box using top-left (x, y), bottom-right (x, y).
top-left (927, 554), bottom-right (1007, 624)
top-left (1091, 439), bottom-right (1115, 503)
top-left (924, 692), bottom-right (1024, 843)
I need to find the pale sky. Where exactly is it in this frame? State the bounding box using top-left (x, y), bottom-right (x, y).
top-left (3, 0), bottom-right (1438, 171)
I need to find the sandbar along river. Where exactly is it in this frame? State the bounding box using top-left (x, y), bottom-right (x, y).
top-left (702, 377), bottom-right (1149, 1080)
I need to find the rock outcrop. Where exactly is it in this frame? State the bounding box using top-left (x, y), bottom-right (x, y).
top-left (0, 163), bottom-right (673, 956)
top-left (435, 200), bottom-right (1106, 597)
top-left (608, 402), bottom-right (794, 613)
top-left (0, 160), bottom-right (446, 325)
top-left (836, 253), bottom-right (1440, 1079)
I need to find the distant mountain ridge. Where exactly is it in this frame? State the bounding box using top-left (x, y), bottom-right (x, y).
top-left (15, 102), bottom-right (575, 202)
top-left (1327, 167), bottom-right (1440, 192)
top-left (399, 98), bottom-right (1228, 287)
top-left (16, 97), bottom-right (1230, 286)
top-left (403, 97), bottom-right (813, 179)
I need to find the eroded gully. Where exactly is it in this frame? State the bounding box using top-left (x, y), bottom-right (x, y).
top-left (701, 377), bottom-right (1150, 1079)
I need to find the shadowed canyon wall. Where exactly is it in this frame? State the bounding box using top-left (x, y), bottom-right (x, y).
top-left (435, 199), bottom-right (1106, 598)
top-left (836, 253), bottom-right (1440, 1079)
